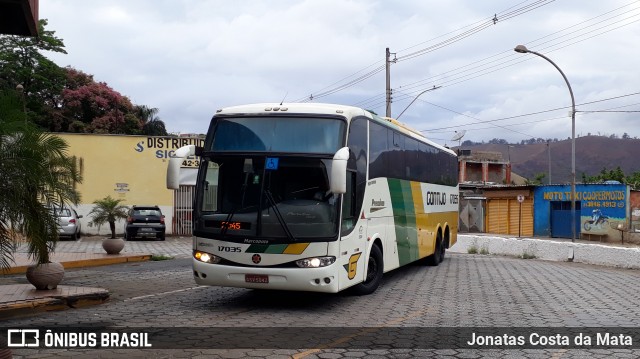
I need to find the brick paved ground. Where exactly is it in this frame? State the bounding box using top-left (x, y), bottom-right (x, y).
top-left (2, 245), bottom-right (640, 358)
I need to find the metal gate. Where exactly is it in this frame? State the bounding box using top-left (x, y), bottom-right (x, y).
top-left (486, 198), bottom-right (534, 236)
top-left (173, 185), bottom-right (195, 236)
top-left (550, 201), bottom-right (581, 238)
top-left (459, 198), bottom-right (485, 232)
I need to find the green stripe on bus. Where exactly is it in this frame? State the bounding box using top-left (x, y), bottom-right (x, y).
top-left (388, 179), bottom-right (418, 265)
top-left (246, 244), bottom-right (269, 253)
top-left (402, 180), bottom-right (419, 262)
top-left (246, 243), bottom-right (290, 254)
top-left (265, 244), bottom-right (288, 254)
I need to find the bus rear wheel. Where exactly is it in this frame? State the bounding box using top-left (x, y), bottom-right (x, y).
top-left (425, 235), bottom-right (443, 266)
top-left (351, 244), bottom-right (383, 296)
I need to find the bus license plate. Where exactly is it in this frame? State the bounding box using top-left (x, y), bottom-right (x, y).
top-left (245, 274), bottom-right (268, 284)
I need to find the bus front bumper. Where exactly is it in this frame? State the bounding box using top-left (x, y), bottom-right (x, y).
top-left (192, 259), bottom-right (340, 293)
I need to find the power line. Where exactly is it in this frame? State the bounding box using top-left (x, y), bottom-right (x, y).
top-left (396, 0), bottom-right (555, 62)
top-left (306, 1), bottom-right (640, 123)
top-left (295, 0), bottom-right (555, 103)
top-left (394, 89), bottom-right (537, 139)
top-left (390, 2), bottom-right (640, 105)
top-left (420, 91), bottom-right (640, 132)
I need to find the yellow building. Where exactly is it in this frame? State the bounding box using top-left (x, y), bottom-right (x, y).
top-left (57, 133), bottom-right (203, 236)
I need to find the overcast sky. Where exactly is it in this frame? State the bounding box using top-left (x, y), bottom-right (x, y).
top-left (40, 0), bottom-right (640, 146)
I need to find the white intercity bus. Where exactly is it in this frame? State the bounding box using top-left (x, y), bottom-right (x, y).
top-left (167, 103), bottom-right (458, 294)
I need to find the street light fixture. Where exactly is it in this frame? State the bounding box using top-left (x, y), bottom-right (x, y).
top-left (15, 83), bottom-right (26, 123)
top-left (395, 85), bottom-right (441, 120)
top-left (514, 44), bottom-right (576, 243)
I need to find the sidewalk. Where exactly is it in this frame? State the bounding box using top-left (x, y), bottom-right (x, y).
top-left (450, 233), bottom-right (640, 269)
top-left (0, 236), bottom-right (193, 318)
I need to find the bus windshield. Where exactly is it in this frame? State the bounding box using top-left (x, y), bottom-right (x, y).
top-left (197, 156), bottom-right (339, 240)
top-left (211, 116), bottom-right (345, 154)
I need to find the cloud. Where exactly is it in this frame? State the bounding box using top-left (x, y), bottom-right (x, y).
top-left (40, 0), bottom-right (640, 143)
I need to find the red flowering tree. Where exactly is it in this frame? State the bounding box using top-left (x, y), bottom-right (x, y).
top-left (60, 68), bottom-right (142, 134)
top-left (1, 20), bottom-right (168, 135)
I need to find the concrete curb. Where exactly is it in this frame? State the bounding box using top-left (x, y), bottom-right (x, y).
top-left (451, 234), bottom-right (640, 269)
top-left (2, 254), bottom-right (152, 275)
top-left (0, 285), bottom-right (110, 319)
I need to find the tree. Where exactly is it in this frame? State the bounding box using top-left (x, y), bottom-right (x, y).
top-left (525, 173), bottom-right (546, 185)
top-left (627, 171), bottom-right (640, 190)
top-left (135, 105), bottom-right (168, 136)
top-left (583, 167), bottom-right (625, 183)
top-left (60, 68), bottom-right (140, 134)
top-left (1, 20), bottom-right (168, 135)
top-left (488, 138), bottom-right (508, 145)
top-left (581, 166), bottom-right (640, 189)
top-left (87, 196), bottom-right (129, 239)
top-left (0, 20), bottom-right (68, 126)
top-left (0, 90), bottom-right (82, 270)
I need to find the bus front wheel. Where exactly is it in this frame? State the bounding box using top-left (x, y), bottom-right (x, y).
top-left (351, 244), bottom-right (383, 296)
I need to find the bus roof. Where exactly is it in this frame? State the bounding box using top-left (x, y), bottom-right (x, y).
top-left (215, 103), bottom-right (372, 119)
top-left (214, 102), bottom-right (456, 157)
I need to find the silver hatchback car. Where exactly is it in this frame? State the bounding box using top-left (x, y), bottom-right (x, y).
top-left (51, 207), bottom-right (83, 241)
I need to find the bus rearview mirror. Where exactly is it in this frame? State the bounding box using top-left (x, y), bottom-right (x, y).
top-left (167, 145), bottom-right (197, 189)
top-left (330, 147), bottom-right (350, 194)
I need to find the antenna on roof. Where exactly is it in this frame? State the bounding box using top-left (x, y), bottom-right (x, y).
top-left (451, 130), bottom-right (466, 147)
top-left (280, 92), bottom-right (288, 106)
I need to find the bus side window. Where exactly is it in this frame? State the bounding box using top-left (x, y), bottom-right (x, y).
top-left (202, 161), bottom-right (219, 212)
top-left (341, 170), bottom-right (357, 232)
top-left (341, 117), bottom-right (367, 236)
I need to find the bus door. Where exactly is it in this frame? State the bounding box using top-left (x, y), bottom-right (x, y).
top-left (337, 168), bottom-right (368, 289)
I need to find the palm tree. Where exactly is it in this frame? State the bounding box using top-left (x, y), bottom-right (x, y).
top-left (135, 105), bottom-right (168, 136)
top-left (0, 91), bottom-right (82, 270)
top-left (87, 196), bottom-right (129, 239)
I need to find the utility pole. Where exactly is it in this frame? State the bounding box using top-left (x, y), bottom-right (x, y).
top-left (385, 48), bottom-right (392, 117)
top-left (547, 141), bottom-right (551, 184)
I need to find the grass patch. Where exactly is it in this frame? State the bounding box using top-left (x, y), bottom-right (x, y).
top-left (467, 244), bottom-right (478, 254)
top-left (479, 246), bottom-right (490, 255)
top-left (520, 252), bottom-right (536, 259)
top-left (151, 254), bottom-right (173, 261)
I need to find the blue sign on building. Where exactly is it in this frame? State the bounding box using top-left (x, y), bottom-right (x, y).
top-left (534, 184), bottom-right (628, 239)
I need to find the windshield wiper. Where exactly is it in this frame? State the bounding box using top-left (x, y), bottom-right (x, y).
top-left (219, 207), bottom-right (237, 239)
top-left (220, 163), bottom-right (252, 239)
top-left (264, 189), bottom-right (295, 242)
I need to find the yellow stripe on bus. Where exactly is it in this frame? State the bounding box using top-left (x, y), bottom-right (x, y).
top-left (283, 243), bottom-right (310, 255)
top-left (410, 182), bottom-right (432, 258)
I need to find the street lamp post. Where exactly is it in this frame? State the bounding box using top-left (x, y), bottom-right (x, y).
top-left (514, 44), bottom-right (576, 243)
top-left (395, 85), bottom-right (441, 120)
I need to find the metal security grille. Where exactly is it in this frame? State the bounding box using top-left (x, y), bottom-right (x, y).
top-left (459, 198), bottom-right (485, 233)
top-left (486, 198), bottom-right (533, 236)
top-left (173, 185), bottom-right (195, 236)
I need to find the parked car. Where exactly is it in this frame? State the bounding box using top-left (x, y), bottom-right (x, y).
top-left (125, 205), bottom-right (166, 241)
top-left (51, 207), bottom-right (83, 241)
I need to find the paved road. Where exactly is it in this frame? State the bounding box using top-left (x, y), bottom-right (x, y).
top-left (3, 238), bottom-right (640, 358)
top-left (48, 235), bottom-right (194, 259)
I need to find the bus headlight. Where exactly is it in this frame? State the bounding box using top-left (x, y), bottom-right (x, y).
top-left (296, 256), bottom-right (335, 268)
top-left (194, 250), bottom-right (221, 264)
